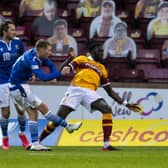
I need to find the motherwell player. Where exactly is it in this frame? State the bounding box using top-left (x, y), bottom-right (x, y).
top-left (39, 44), bottom-right (140, 151)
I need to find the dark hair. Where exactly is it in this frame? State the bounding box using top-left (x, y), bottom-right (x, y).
top-left (0, 20), bottom-right (15, 37)
top-left (54, 19), bottom-right (67, 28)
top-left (158, 2), bottom-right (168, 11)
top-left (114, 22), bottom-right (127, 31)
top-left (35, 39), bottom-right (51, 49)
top-left (102, 0), bottom-right (114, 8)
top-left (87, 40), bottom-right (104, 63)
top-left (45, 0), bottom-right (57, 7)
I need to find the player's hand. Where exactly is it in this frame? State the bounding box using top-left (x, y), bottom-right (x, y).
top-left (61, 66), bottom-right (71, 75)
top-left (31, 75), bottom-right (36, 81)
top-left (126, 103), bottom-right (143, 114)
top-left (29, 75), bottom-right (36, 82)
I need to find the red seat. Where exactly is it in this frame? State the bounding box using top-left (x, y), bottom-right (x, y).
top-left (93, 37), bottom-right (110, 46)
top-left (136, 49), bottom-right (161, 72)
top-left (148, 36), bottom-right (168, 49)
top-left (145, 68), bottom-right (168, 83)
top-left (104, 57), bottom-right (139, 81)
top-left (104, 57), bottom-right (131, 71)
top-left (118, 69), bottom-right (145, 82)
top-left (108, 68), bottom-right (145, 82)
top-left (79, 17), bottom-right (95, 36)
top-left (16, 26), bottom-right (29, 41)
top-left (49, 56), bottom-right (69, 70)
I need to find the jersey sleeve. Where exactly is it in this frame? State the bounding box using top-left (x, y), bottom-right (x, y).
top-left (42, 58), bottom-right (58, 73)
top-left (69, 56), bottom-right (86, 70)
top-left (29, 57), bottom-right (61, 81)
top-left (100, 65), bottom-right (111, 87)
top-left (32, 68), bottom-right (61, 81)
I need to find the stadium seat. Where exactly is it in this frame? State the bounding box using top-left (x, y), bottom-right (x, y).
top-left (49, 56), bottom-right (70, 70)
top-left (145, 68), bottom-right (168, 83)
top-left (4, 0), bottom-right (168, 84)
top-left (136, 49), bottom-right (161, 71)
top-left (104, 57), bottom-right (139, 81)
top-left (78, 17), bottom-right (94, 37)
top-left (104, 57), bottom-right (132, 69)
top-left (104, 57), bottom-right (144, 82)
top-left (148, 36), bottom-right (168, 49)
top-left (92, 37), bottom-right (109, 47)
top-left (119, 69), bottom-right (145, 82)
top-left (128, 30), bottom-right (146, 49)
top-left (16, 26), bottom-right (29, 42)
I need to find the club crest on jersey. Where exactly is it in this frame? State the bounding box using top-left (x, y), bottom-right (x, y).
top-left (15, 45), bottom-right (19, 49)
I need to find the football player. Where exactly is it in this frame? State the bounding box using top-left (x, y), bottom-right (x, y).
top-left (39, 43), bottom-right (142, 151)
top-left (0, 20), bottom-right (30, 150)
top-left (8, 39), bottom-right (82, 151)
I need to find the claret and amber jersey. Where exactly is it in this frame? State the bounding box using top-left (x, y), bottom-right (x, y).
top-left (69, 55), bottom-right (110, 90)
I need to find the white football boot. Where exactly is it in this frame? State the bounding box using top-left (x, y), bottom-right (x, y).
top-left (30, 142), bottom-right (51, 151)
top-left (66, 121), bottom-right (82, 133)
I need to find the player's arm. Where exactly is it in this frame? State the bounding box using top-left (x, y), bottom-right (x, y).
top-left (60, 48), bottom-right (78, 74)
top-left (103, 83), bottom-right (124, 105)
top-left (61, 59), bottom-right (76, 75)
top-left (103, 84), bottom-right (143, 113)
top-left (32, 68), bottom-right (61, 81)
top-left (31, 60), bottom-right (61, 81)
top-left (42, 58), bottom-right (58, 73)
top-left (101, 68), bottom-right (124, 104)
top-left (59, 47), bottom-right (75, 71)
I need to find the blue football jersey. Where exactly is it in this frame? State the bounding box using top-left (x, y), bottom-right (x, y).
top-left (9, 48), bottom-right (61, 84)
top-left (0, 37), bottom-right (24, 84)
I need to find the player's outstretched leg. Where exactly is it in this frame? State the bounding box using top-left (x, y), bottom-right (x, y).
top-left (39, 121), bottom-right (82, 142)
top-left (91, 99), bottom-right (118, 151)
top-left (39, 121), bottom-right (56, 142)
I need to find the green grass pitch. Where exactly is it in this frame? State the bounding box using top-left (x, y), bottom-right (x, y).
top-left (0, 146), bottom-right (167, 168)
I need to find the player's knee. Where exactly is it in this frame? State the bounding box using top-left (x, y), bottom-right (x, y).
top-left (1, 107), bottom-right (10, 119)
top-left (2, 113), bottom-right (10, 119)
top-left (99, 100), bottom-right (112, 114)
top-left (102, 105), bottom-right (112, 114)
top-left (57, 105), bottom-right (73, 119)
